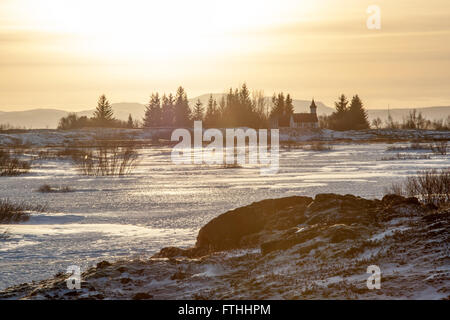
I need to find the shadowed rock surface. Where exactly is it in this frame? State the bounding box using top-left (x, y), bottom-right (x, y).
top-left (1, 193), bottom-right (448, 300)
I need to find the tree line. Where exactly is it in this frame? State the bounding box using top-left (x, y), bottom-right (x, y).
top-left (58, 84), bottom-right (296, 130)
top-left (58, 95), bottom-right (136, 130)
top-left (319, 94), bottom-right (450, 131)
top-left (142, 84), bottom-right (290, 128)
top-left (57, 87), bottom-right (449, 131)
top-left (319, 94), bottom-right (370, 130)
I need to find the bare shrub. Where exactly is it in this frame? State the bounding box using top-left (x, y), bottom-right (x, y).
top-left (4, 138), bottom-right (32, 149)
top-left (430, 117), bottom-right (450, 131)
top-left (0, 123), bottom-right (26, 131)
top-left (405, 169), bottom-right (449, 205)
top-left (221, 163), bottom-right (243, 169)
top-left (380, 153), bottom-right (430, 161)
top-left (56, 148), bottom-right (85, 158)
top-left (33, 149), bottom-right (67, 160)
top-left (0, 150), bottom-right (31, 176)
top-left (70, 140), bottom-right (139, 176)
top-left (429, 141), bottom-right (447, 155)
top-left (37, 184), bottom-right (72, 193)
top-left (385, 168), bottom-right (450, 206)
top-left (309, 142), bottom-right (333, 151)
top-left (401, 110), bottom-right (429, 129)
top-left (385, 142), bottom-right (428, 152)
top-left (0, 229), bottom-right (9, 240)
top-left (0, 199), bottom-right (46, 224)
top-left (409, 142), bottom-right (424, 150)
top-left (385, 145), bottom-right (401, 152)
top-left (38, 184), bottom-right (52, 193)
top-left (383, 182), bottom-right (405, 196)
top-left (0, 123), bottom-right (13, 131)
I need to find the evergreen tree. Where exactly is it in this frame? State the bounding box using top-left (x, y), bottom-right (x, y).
top-left (174, 86), bottom-right (191, 127)
top-left (328, 94), bottom-right (350, 130)
top-left (58, 113), bottom-right (90, 129)
top-left (212, 99), bottom-right (219, 123)
top-left (348, 95), bottom-right (369, 129)
top-left (239, 84), bottom-right (252, 109)
top-left (238, 83), bottom-right (256, 127)
top-left (285, 94), bottom-right (294, 115)
top-left (335, 94), bottom-right (349, 114)
top-left (222, 88), bottom-right (240, 127)
top-left (220, 84), bottom-right (261, 127)
top-left (161, 93), bottom-right (175, 127)
top-left (127, 114), bottom-right (134, 128)
top-left (143, 93), bottom-right (161, 127)
top-left (270, 93), bottom-right (285, 118)
top-left (217, 96), bottom-right (226, 126)
top-left (192, 99), bottom-right (204, 121)
top-left (92, 95), bottom-right (114, 126)
top-left (204, 94), bottom-right (218, 127)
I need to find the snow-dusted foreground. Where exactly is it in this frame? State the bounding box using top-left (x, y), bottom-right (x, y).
top-left (1, 193), bottom-right (448, 300)
top-left (0, 137), bottom-right (449, 296)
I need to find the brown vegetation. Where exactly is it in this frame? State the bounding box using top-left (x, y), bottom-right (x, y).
top-left (37, 184), bottom-right (72, 193)
top-left (309, 142), bottom-right (333, 151)
top-left (430, 141), bottom-right (447, 155)
top-left (0, 149), bottom-right (31, 176)
top-left (385, 168), bottom-right (450, 206)
top-left (70, 139), bottom-right (139, 176)
top-left (0, 199), bottom-right (46, 224)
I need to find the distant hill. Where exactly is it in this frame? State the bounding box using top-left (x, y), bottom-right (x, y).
top-left (0, 109), bottom-right (69, 129)
top-left (1, 96), bottom-right (449, 129)
top-left (0, 104), bottom-right (146, 129)
top-left (76, 102), bottom-right (147, 123)
top-left (367, 106), bottom-right (450, 123)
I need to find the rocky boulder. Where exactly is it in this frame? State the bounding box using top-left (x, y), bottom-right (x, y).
top-left (154, 193), bottom-right (427, 258)
top-left (195, 196), bottom-right (313, 251)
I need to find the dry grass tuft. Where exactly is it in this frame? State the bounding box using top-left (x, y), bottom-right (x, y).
top-left (0, 199), bottom-right (46, 224)
top-left (37, 184), bottom-right (72, 193)
top-left (429, 141), bottom-right (447, 155)
top-left (69, 139), bottom-right (139, 176)
top-left (309, 142), bottom-right (333, 151)
top-left (384, 168), bottom-right (450, 206)
top-left (0, 149), bottom-right (31, 176)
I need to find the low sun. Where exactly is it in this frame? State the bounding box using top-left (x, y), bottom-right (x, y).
top-left (18, 0), bottom-right (316, 60)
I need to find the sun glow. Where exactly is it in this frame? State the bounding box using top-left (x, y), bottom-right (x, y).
top-left (3, 0), bottom-right (449, 110)
top-left (16, 0), bottom-right (312, 60)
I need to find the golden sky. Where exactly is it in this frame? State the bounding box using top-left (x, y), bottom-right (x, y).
top-left (1, 0), bottom-right (449, 111)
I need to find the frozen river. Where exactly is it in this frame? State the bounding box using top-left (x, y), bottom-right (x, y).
top-left (0, 142), bottom-right (449, 289)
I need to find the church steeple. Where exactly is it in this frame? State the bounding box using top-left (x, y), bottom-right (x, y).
top-left (310, 99), bottom-right (317, 114)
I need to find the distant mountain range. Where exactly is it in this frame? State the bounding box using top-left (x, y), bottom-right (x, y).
top-left (0, 94), bottom-right (449, 129)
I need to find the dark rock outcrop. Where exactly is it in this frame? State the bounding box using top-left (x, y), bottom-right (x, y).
top-left (153, 196), bottom-right (313, 258)
top-left (155, 193), bottom-right (425, 258)
top-left (195, 196), bottom-right (313, 251)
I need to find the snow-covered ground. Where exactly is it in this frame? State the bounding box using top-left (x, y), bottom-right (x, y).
top-left (1, 128), bottom-right (449, 147)
top-left (0, 141), bottom-right (449, 290)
